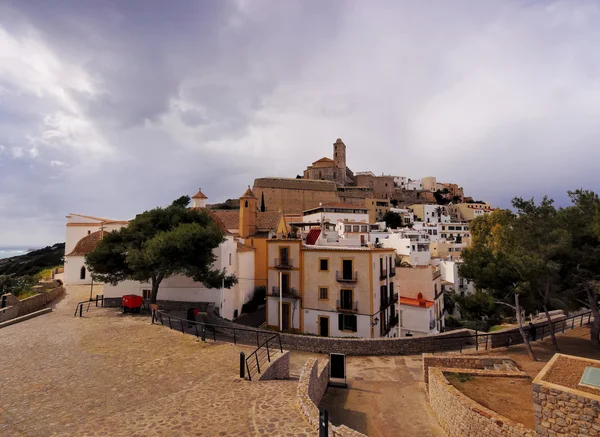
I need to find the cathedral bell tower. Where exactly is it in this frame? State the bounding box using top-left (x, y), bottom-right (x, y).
top-left (333, 138), bottom-right (347, 186)
top-left (239, 186), bottom-right (258, 238)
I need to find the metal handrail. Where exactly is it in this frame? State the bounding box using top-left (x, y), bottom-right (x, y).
top-left (245, 333), bottom-right (283, 381)
top-left (336, 271), bottom-right (358, 282)
top-left (152, 309), bottom-right (277, 347)
top-left (431, 311), bottom-right (593, 354)
top-left (336, 299), bottom-right (358, 312)
top-left (73, 295), bottom-right (104, 317)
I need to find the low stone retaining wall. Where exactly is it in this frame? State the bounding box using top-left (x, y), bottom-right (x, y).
top-left (0, 308), bottom-right (53, 329)
top-left (423, 354), bottom-right (516, 384)
top-left (533, 354), bottom-right (600, 436)
top-left (258, 351), bottom-right (290, 381)
top-left (205, 305), bottom-right (475, 356)
top-left (428, 367), bottom-right (535, 437)
top-left (17, 286), bottom-right (64, 317)
top-left (0, 305), bottom-right (19, 323)
top-left (297, 359), bottom-right (366, 437)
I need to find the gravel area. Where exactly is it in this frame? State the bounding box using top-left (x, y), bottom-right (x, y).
top-left (543, 355), bottom-right (600, 396)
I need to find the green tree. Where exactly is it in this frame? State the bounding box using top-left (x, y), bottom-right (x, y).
top-left (453, 291), bottom-right (498, 322)
top-left (557, 190), bottom-right (600, 346)
top-left (460, 210), bottom-right (539, 360)
top-left (382, 211), bottom-right (404, 229)
top-left (86, 196), bottom-right (237, 304)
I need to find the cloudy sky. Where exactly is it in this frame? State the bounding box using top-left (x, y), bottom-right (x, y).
top-left (1, 0), bottom-right (599, 247)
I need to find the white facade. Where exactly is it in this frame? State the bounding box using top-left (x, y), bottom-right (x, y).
top-left (103, 236), bottom-right (255, 320)
top-left (381, 231), bottom-right (431, 266)
top-left (266, 295), bottom-right (301, 331)
top-left (303, 210), bottom-right (369, 225)
top-left (400, 304), bottom-right (437, 336)
top-left (440, 260), bottom-right (476, 297)
top-left (406, 179), bottom-right (423, 191)
top-left (303, 310), bottom-right (371, 337)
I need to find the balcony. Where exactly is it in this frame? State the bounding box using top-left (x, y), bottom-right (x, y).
top-left (336, 271), bottom-right (358, 283)
top-left (379, 269), bottom-right (388, 280)
top-left (389, 313), bottom-right (399, 329)
top-left (389, 267), bottom-right (396, 277)
top-left (274, 258), bottom-right (293, 269)
top-left (270, 286), bottom-right (300, 299)
top-left (336, 299), bottom-right (358, 313)
top-left (429, 319), bottom-right (437, 330)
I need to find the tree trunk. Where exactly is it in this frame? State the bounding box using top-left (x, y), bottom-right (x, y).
top-left (586, 286), bottom-right (600, 347)
top-left (543, 279), bottom-right (559, 351)
top-left (515, 293), bottom-right (537, 361)
top-left (150, 274), bottom-right (164, 305)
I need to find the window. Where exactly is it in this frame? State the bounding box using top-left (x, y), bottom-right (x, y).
top-left (87, 230), bottom-right (91, 235)
top-left (361, 225), bottom-right (368, 232)
top-left (244, 200), bottom-right (248, 207)
top-left (143, 289), bottom-right (151, 300)
top-left (229, 253), bottom-right (232, 266)
top-left (338, 314), bottom-right (357, 332)
top-left (80, 266), bottom-right (86, 280)
top-left (441, 226), bottom-right (446, 231)
top-left (319, 287), bottom-right (328, 300)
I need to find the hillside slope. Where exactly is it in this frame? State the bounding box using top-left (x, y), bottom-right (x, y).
top-left (0, 243), bottom-right (65, 276)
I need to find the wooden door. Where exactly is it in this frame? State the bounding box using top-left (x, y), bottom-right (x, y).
top-left (319, 317), bottom-right (329, 337)
top-left (282, 302), bottom-right (290, 330)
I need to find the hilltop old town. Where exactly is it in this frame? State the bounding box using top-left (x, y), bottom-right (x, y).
top-left (2, 136), bottom-right (600, 437)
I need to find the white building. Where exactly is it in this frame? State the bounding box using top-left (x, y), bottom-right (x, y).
top-left (389, 208), bottom-right (415, 226)
top-left (302, 202), bottom-right (370, 225)
top-left (439, 260), bottom-right (476, 297)
top-left (381, 229), bottom-right (431, 266)
top-left (63, 190), bottom-right (256, 320)
top-left (64, 214), bottom-right (128, 285)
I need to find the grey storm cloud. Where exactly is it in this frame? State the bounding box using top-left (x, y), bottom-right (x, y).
top-left (1, 0), bottom-right (600, 246)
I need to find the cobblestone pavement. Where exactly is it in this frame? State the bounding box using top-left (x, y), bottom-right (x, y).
top-left (0, 285), bottom-right (314, 437)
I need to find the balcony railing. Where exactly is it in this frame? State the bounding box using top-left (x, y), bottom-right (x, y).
top-left (270, 286), bottom-right (300, 299)
top-left (379, 269), bottom-right (388, 280)
top-left (274, 258), bottom-right (293, 269)
top-left (336, 271), bottom-right (358, 283)
top-left (429, 319), bottom-right (437, 330)
top-left (389, 267), bottom-right (396, 277)
top-left (432, 270), bottom-right (441, 280)
top-left (336, 299), bottom-right (358, 313)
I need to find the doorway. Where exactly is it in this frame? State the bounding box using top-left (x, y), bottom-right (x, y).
top-left (281, 273), bottom-right (290, 294)
top-left (281, 302), bottom-right (291, 330)
top-left (342, 259), bottom-right (353, 280)
top-left (319, 316), bottom-right (329, 337)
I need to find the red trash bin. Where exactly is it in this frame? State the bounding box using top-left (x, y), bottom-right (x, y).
top-left (122, 294), bottom-right (143, 313)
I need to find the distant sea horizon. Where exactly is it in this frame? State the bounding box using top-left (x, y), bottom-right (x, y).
top-left (0, 248), bottom-right (31, 260)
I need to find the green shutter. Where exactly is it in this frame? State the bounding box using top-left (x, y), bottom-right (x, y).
top-left (351, 315), bottom-right (357, 332)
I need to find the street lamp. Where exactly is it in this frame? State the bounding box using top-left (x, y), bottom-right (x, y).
top-left (371, 317), bottom-right (379, 327)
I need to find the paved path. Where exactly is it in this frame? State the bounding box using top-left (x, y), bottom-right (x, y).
top-left (0, 285), bottom-right (313, 437)
top-left (320, 355), bottom-right (445, 437)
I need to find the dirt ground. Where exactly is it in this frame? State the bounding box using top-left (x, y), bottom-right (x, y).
top-left (483, 326), bottom-right (600, 378)
top-left (319, 355), bottom-right (445, 437)
top-left (447, 374), bottom-right (535, 429)
top-left (543, 355), bottom-right (600, 396)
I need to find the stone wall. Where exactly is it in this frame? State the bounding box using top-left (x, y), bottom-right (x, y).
top-left (0, 305), bottom-right (19, 323)
top-left (258, 351), bottom-right (290, 381)
top-left (206, 304), bottom-right (476, 356)
top-left (533, 354), bottom-right (600, 436)
top-left (422, 354), bottom-right (517, 384)
top-left (253, 177), bottom-right (340, 214)
top-left (428, 367), bottom-right (534, 437)
top-left (297, 358), bottom-right (366, 437)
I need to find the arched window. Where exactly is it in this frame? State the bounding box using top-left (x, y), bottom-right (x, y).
top-left (244, 200), bottom-right (248, 208)
top-left (80, 266), bottom-right (86, 280)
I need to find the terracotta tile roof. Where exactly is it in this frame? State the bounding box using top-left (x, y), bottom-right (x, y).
top-left (237, 242), bottom-right (255, 253)
top-left (312, 157), bottom-right (335, 165)
top-left (400, 296), bottom-right (434, 308)
top-left (192, 188), bottom-right (207, 199)
top-left (209, 210), bottom-right (239, 231)
top-left (67, 231), bottom-right (104, 256)
top-left (205, 210), bottom-right (232, 235)
top-left (306, 229), bottom-right (321, 245)
top-left (256, 211), bottom-right (282, 231)
top-left (240, 186), bottom-right (257, 199)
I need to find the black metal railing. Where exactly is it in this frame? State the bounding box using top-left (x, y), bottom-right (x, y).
top-left (245, 333), bottom-right (283, 381)
top-left (379, 269), bottom-right (388, 280)
top-left (270, 286), bottom-right (299, 298)
top-left (336, 299), bottom-right (358, 313)
top-left (389, 267), bottom-right (396, 277)
top-left (336, 271), bottom-right (358, 283)
top-left (274, 258), bottom-right (293, 269)
top-left (431, 311), bottom-right (593, 354)
top-left (152, 309), bottom-right (277, 349)
top-left (73, 295), bottom-right (104, 317)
